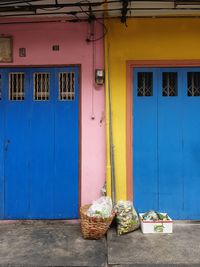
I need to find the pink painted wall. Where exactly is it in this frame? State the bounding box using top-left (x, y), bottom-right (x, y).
top-left (0, 20), bottom-right (105, 205)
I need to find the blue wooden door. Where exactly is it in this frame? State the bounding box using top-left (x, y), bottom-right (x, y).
top-left (133, 67), bottom-right (200, 219)
top-left (0, 67), bottom-right (79, 219)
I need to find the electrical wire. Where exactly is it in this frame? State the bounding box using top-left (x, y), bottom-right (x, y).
top-left (0, 18), bottom-right (88, 24)
top-left (39, 7), bottom-right (63, 11)
top-left (2, 6), bottom-right (200, 19)
top-left (38, 0), bottom-right (63, 11)
top-left (86, 22), bottom-right (108, 42)
top-left (1, 0), bottom-right (200, 21)
top-left (77, 0), bottom-right (108, 42)
top-left (78, 0), bottom-right (91, 17)
top-left (87, 19), bottom-right (108, 42)
top-left (0, 0), bottom-right (43, 6)
top-left (0, 0), bottom-right (121, 8)
top-left (2, 0), bottom-right (200, 7)
top-left (91, 20), bottom-right (95, 119)
top-left (22, 0), bottom-right (33, 6)
top-left (1, 13), bottom-right (200, 24)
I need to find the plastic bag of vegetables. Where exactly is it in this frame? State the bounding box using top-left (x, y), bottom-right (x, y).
top-left (86, 196), bottom-right (113, 218)
top-left (115, 200), bottom-right (140, 235)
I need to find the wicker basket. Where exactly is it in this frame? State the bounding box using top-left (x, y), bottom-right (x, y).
top-left (80, 204), bottom-right (115, 240)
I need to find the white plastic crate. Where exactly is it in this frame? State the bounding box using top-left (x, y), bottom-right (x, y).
top-left (139, 213), bottom-right (173, 234)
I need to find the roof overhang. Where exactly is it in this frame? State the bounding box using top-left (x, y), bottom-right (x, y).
top-left (1, 0), bottom-right (200, 24)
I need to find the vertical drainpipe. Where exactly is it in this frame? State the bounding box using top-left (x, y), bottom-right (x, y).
top-left (103, 4), bottom-right (112, 199)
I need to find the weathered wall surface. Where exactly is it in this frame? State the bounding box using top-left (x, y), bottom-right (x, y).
top-left (0, 20), bottom-right (105, 205)
top-left (106, 18), bottom-right (200, 200)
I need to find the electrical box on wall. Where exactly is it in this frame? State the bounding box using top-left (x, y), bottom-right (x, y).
top-left (95, 69), bottom-right (104, 85)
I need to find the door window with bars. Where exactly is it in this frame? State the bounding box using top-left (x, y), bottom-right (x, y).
top-left (34, 73), bottom-right (50, 101)
top-left (59, 72), bottom-right (75, 100)
top-left (162, 72), bottom-right (178, 96)
top-left (187, 72), bottom-right (200, 96)
top-left (9, 72), bottom-right (25, 100)
top-left (137, 72), bottom-right (153, 96)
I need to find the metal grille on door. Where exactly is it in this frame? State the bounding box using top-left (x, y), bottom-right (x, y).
top-left (162, 72), bottom-right (177, 96)
top-left (59, 72), bottom-right (75, 100)
top-left (34, 73), bottom-right (50, 101)
top-left (9, 73), bottom-right (25, 101)
top-left (187, 72), bottom-right (200, 96)
top-left (137, 72), bottom-right (153, 96)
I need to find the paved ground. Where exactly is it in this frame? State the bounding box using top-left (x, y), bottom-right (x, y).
top-left (107, 223), bottom-right (200, 267)
top-left (0, 221), bottom-right (199, 266)
top-left (0, 221), bottom-right (106, 267)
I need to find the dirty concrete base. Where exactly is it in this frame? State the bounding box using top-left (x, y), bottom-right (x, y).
top-left (0, 221), bottom-right (200, 266)
top-left (0, 221), bottom-right (106, 267)
top-left (107, 224), bottom-right (200, 267)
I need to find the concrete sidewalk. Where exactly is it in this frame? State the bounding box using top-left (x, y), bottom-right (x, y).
top-left (107, 223), bottom-right (200, 267)
top-left (0, 221), bottom-right (106, 267)
top-left (0, 221), bottom-right (199, 266)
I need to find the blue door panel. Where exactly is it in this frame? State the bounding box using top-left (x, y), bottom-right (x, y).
top-left (0, 67), bottom-right (79, 219)
top-left (157, 69), bottom-right (184, 218)
top-left (133, 69), bottom-right (158, 212)
top-left (0, 72), bottom-right (6, 218)
top-left (54, 67), bottom-right (79, 219)
top-left (28, 68), bottom-right (55, 219)
top-left (4, 69), bottom-right (30, 218)
top-left (182, 69), bottom-right (200, 219)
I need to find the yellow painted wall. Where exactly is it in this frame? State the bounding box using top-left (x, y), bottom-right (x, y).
top-left (106, 18), bottom-right (200, 201)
